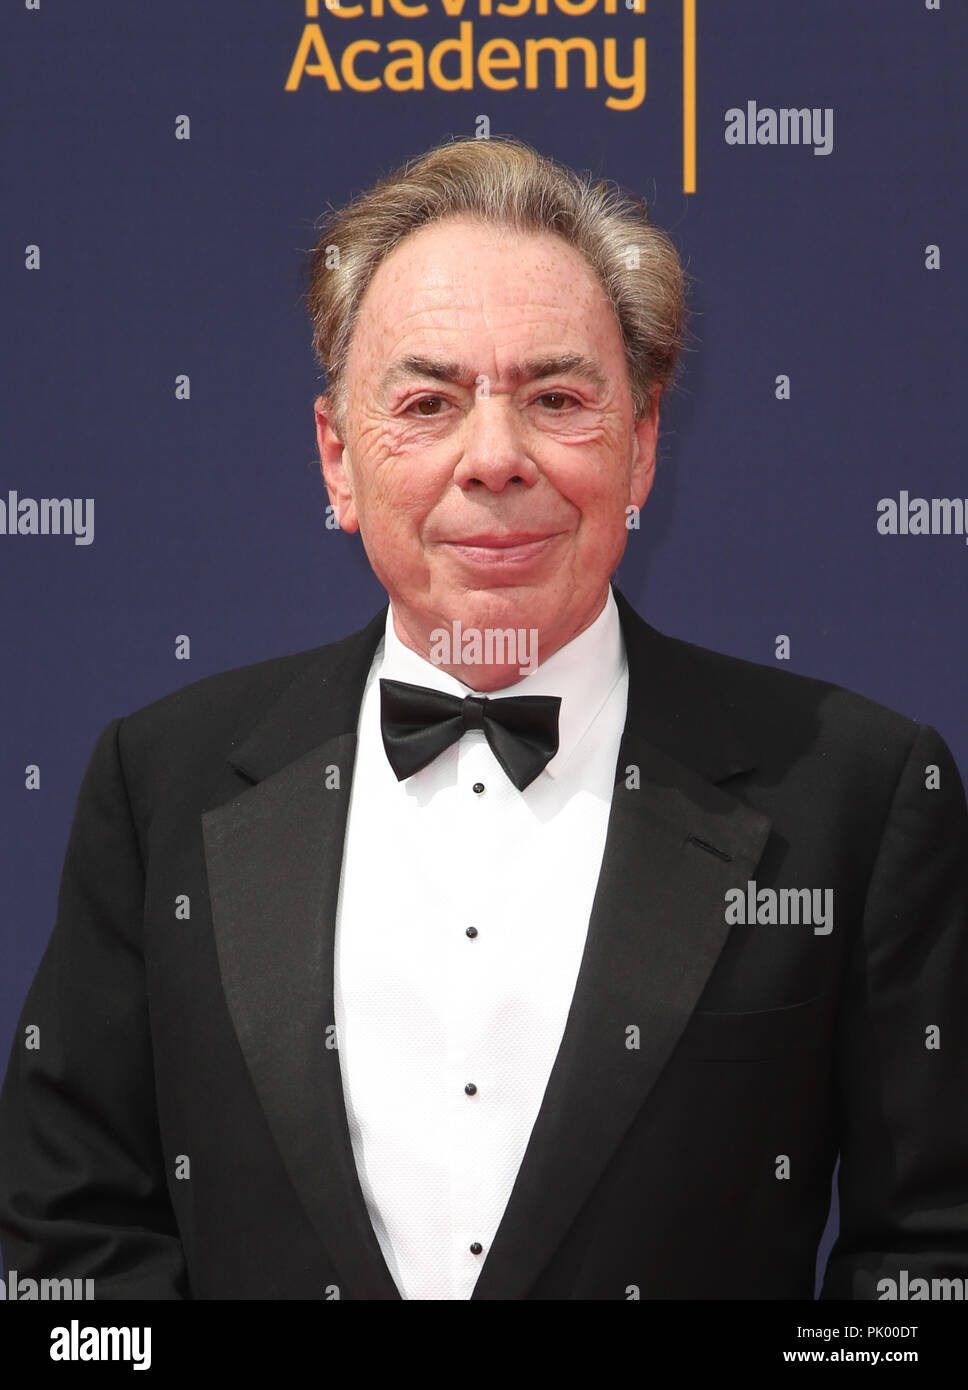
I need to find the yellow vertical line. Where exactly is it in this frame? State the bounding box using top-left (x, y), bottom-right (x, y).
top-left (683, 0), bottom-right (697, 193)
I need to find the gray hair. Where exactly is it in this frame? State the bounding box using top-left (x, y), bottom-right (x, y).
top-left (305, 136), bottom-right (688, 438)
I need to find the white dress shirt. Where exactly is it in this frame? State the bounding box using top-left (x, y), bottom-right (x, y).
top-left (333, 584), bottom-right (629, 1300)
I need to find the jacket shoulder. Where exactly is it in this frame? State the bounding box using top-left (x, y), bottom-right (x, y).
top-left (672, 628), bottom-right (917, 731)
top-left (635, 615), bottom-right (927, 783)
top-left (114, 620), bottom-right (378, 771)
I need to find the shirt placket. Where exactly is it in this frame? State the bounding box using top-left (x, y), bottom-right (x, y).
top-left (443, 730), bottom-right (503, 1297)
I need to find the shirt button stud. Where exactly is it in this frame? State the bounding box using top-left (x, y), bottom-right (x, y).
top-left (472, 782), bottom-right (485, 795)
top-left (464, 1082), bottom-right (477, 1095)
top-left (470, 1242), bottom-right (483, 1256)
top-left (465, 926), bottom-right (478, 939)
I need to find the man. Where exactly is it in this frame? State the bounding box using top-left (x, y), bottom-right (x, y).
top-left (1, 136), bottom-right (966, 1301)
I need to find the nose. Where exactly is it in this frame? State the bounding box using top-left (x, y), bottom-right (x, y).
top-left (453, 395), bottom-right (540, 493)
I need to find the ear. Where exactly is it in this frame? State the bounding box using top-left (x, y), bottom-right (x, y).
top-left (314, 393), bottom-right (359, 534)
top-left (629, 392), bottom-right (660, 512)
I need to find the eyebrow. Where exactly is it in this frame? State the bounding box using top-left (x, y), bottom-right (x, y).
top-left (379, 352), bottom-right (610, 396)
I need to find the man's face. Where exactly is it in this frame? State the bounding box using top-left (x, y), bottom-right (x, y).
top-left (315, 214), bottom-right (659, 689)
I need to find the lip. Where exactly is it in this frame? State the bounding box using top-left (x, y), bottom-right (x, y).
top-left (450, 532), bottom-right (556, 547)
top-left (444, 533), bottom-right (561, 566)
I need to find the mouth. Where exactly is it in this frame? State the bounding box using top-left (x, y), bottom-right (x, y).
top-left (443, 533), bottom-right (562, 567)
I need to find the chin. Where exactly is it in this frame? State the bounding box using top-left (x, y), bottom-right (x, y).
top-left (445, 588), bottom-right (556, 628)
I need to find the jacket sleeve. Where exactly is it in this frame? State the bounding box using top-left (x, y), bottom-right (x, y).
top-left (820, 722), bottom-right (968, 1299)
top-left (0, 717), bottom-right (188, 1299)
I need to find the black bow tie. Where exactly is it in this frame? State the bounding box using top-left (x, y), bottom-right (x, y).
top-left (379, 678), bottom-right (561, 791)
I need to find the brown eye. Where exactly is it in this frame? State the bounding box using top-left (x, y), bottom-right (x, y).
top-left (415, 397), bottom-right (443, 415)
top-left (539, 392), bottom-right (572, 410)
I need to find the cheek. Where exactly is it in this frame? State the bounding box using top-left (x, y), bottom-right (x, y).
top-left (567, 482), bottom-right (632, 568)
top-left (382, 446), bottom-right (459, 514)
top-left (364, 468), bottom-right (441, 527)
top-left (354, 464), bottom-right (443, 563)
top-left (559, 457), bottom-right (630, 523)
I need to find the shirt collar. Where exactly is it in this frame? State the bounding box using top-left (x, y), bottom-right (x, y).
top-left (377, 585), bottom-right (627, 780)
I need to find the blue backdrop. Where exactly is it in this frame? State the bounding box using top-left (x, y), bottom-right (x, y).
top-left (2, 0), bottom-right (964, 1296)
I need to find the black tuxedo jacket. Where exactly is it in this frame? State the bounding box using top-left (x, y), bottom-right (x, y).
top-left (2, 589), bottom-right (967, 1300)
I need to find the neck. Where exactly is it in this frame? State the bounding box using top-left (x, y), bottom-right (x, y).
top-left (390, 589), bottom-right (611, 692)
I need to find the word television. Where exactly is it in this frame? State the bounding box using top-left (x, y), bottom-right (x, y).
top-left (286, 6), bottom-right (652, 110)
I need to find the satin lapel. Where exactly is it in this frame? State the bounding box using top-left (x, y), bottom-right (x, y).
top-left (202, 607), bottom-right (403, 1300)
top-left (470, 591), bottom-right (774, 1300)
